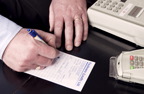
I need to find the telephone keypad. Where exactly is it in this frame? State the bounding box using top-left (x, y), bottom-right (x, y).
top-left (95, 0), bottom-right (124, 12)
top-left (130, 55), bottom-right (144, 69)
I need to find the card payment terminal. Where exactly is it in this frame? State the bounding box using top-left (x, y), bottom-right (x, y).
top-left (109, 49), bottom-right (144, 85)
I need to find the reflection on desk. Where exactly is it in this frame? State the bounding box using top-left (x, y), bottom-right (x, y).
top-left (108, 79), bottom-right (144, 94)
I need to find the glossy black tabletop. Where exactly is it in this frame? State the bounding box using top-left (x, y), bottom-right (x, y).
top-left (1, 26), bottom-right (144, 94)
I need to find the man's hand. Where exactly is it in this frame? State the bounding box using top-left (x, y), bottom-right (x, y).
top-left (2, 28), bottom-right (59, 72)
top-left (49, 0), bottom-right (88, 51)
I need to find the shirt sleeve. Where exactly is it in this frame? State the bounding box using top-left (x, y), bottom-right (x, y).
top-left (0, 15), bottom-right (22, 60)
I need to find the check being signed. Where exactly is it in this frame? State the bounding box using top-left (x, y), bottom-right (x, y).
top-left (25, 51), bottom-right (95, 92)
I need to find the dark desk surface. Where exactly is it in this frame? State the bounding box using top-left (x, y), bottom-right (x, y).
top-left (0, 1), bottom-right (144, 93)
top-left (1, 27), bottom-right (144, 94)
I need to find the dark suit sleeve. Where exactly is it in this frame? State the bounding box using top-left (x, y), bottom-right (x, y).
top-left (0, 0), bottom-right (51, 31)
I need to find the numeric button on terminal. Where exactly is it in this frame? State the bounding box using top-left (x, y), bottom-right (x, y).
top-left (95, 3), bottom-right (100, 6)
top-left (107, 7), bottom-right (113, 10)
top-left (101, 5), bottom-right (107, 8)
top-left (113, 9), bottom-right (119, 12)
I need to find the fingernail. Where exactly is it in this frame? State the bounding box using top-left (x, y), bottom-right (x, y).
top-left (83, 36), bottom-right (87, 41)
top-left (49, 28), bottom-right (52, 32)
top-left (35, 66), bottom-right (41, 70)
top-left (75, 42), bottom-right (81, 47)
top-left (66, 45), bottom-right (73, 51)
top-left (56, 43), bottom-right (61, 48)
top-left (49, 27), bottom-right (53, 32)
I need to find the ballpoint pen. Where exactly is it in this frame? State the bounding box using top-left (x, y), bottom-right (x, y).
top-left (27, 29), bottom-right (45, 43)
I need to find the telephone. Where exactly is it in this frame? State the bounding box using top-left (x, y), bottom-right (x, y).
top-left (109, 49), bottom-right (144, 85)
top-left (87, 0), bottom-right (144, 47)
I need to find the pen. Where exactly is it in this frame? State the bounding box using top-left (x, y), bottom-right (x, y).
top-left (27, 29), bottom-right (45, 43)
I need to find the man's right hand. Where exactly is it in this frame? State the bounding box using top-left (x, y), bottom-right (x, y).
top-left (2, 28), bottom-right (59, 72)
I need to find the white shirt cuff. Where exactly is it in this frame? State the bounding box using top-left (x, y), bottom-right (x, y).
top-left (0, 15), bottom-right (22, 60)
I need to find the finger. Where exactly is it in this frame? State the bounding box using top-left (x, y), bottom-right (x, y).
top-left (35, 55), bottom-right (53, 66)
top-left (82, 14), bottom-right (88, 41)
top-left (36, 30), bottom-right (56, 48)
top-left (64, 17), bottom-right (74, 51)
top-left (49, 3), bottom-right (54, 32)
top-left (54, 16), bottom-right (64, 48)
top-left (28, 64), bottom-right (40, 70)
top-left (74, 16), bottom-right (83, 47)
top-left (36, 40), bottom-right (59, 59)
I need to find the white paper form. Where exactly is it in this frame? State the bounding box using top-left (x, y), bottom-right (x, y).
top-left (25, 51), bottom-right (95, 92)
